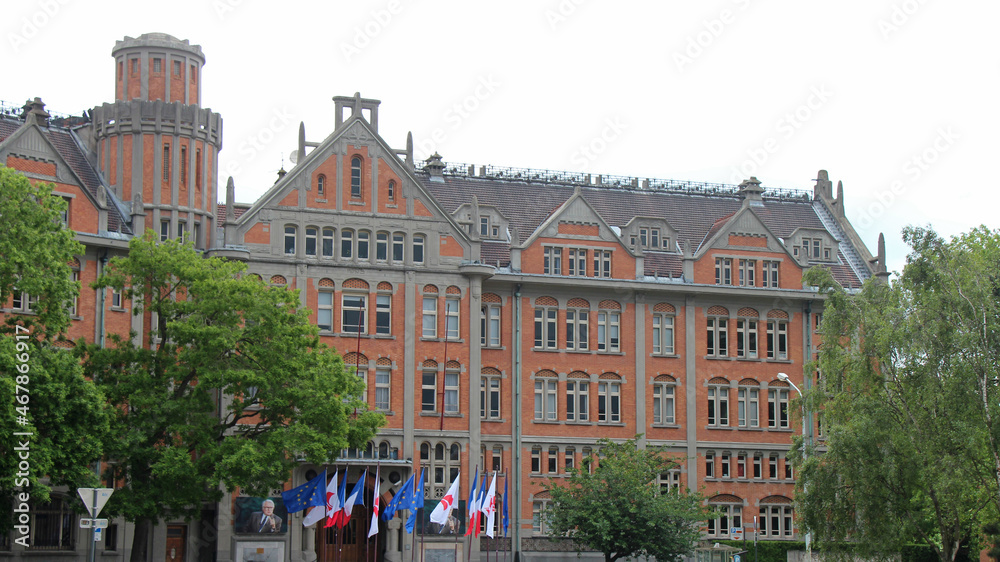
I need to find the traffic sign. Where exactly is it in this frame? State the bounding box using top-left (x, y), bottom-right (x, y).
top-left (731, 527), bottom-right (744, 540)
top-left (734, 555), bottom-right (741, 562)
top-left (80, 518), bottom-right (92, 528)
top-left (77, 488), bottom-right (114, 517)
top-left (94, 528), bottom-right (102, 541)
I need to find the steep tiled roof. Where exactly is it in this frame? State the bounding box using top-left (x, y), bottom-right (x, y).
top-left (642, 252), bottom-right (684, 278)
top-left (217, 203), bottom-right (250, 223)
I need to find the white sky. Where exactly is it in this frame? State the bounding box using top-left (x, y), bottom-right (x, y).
top-left (5, 0), bottom-right (998, 276)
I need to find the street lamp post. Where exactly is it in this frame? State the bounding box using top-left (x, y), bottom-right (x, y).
top-left (778, 372), bottom-right (811, 560)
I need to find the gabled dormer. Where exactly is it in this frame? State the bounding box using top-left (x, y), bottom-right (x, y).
top-left (516, 188), bottom-right (639, 279)
top-left (693, 206), bottom-right (801, 288)
top-left (453, 200), bottom-right (509, 241)
top-left (786, 227), bottom-right (839, 264)
top-left (621, 216), bottom-right (679, 253)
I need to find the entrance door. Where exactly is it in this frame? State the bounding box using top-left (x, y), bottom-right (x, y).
top-left (316, 508), bottom-right (382, 562)
top-left (166, 525), bottom-right (187, 562)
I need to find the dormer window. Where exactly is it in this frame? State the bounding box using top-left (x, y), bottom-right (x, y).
top-left (629, 223), bottom-right (673, 251)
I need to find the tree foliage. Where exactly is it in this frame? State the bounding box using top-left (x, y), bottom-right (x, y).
top-left (77, 232), bottom-right (384, 561)
top-left (542, 437), bottom-right (707, 562)
top-left (0, 166), bottom-right (105, 534)
top-left (798, 226), bottom-right (1000, 562)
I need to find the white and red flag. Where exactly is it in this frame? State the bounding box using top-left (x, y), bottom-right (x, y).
top-left (303, 469), bottom-right (338, 527)
top-left (367, 466), bottom-right (380, 538)
top-left (430, 472), bottom-right (461, 526)
top-left (483, 472), bottom-right (498, 537)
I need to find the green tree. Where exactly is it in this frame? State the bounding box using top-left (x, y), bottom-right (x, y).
top-left (542, 437), bottom-right (707, 562)
top-left (77, 232), bottom-right (384, 562)
top-left (798, 226), bottom-right (1000, 562)
top-left (0, 166), bottom-right (106, 538)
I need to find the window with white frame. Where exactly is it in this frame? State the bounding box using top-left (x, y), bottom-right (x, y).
top-left (534, 375), bottom-right (557, 421)
top-left (481, 373), bottom-right (501, 420)
top-left (110, 288), bottom-right (123, 310)
top-left (375, 293), bottom-right (391, 335)
top-left (652, 313), bottom-right (674, 355)
top-left (753, 452), bottom-right (763, 479)
top-left (715, 257), bottom-right (732, 285)
top-left (531, 447), bottom-right (542, 473)
top-left (653, 376), bottom-right (676, 425)
top-left (767, 319), bottom-right (788, 359)
top-left (68, 270), bottom-right (79, 317)
top-left (592, 250), bottom-right (612, 278)
top-left (392, 232), bottom-right (405, 262)
top-left (532, 499), bottom-right (551, 535)
top-left (444, 365), bottom-right (459, 414)
top-left (598, 379), bottom-right (620, 423)
top-left (160, 219), bottom-right (170, 242)
top-left (705, 452), bottom-right (715, 478)
top-left (759, 504), bottom-right (794, 538)
top-left (736, 317), bottom-right (758, 359)
top-left (738, 383), bottom-right (760, 428)
top-left (357, 230), bottom-right (370, 260)
top-left (548, 446), bottom-right (559, 474)
top-left (762, 260), bottom-right (780, 287)
top-left (341, 228), bottom-right (354, 259)
top-left (534, 306), bottom-right (557, 349)
top-left (322, 228), bottom-right (335, 257)
top-left (421, 442), bottom-right (461, 490)
top-left (413, 234), bottom-right (425, 264)
top-left (566, 377), bottom-right (589, 422)
top-left (784, 456), bottom-right (794, 480)
top-left (768, 387), bottom-right (789, 429)
top-left (708, 381), bottom-right (729, 427)
top-left (543, 247), bottom-right (562, 275)
top-left (375, 366), bottom-right (390, 411)
top-left (302, 227), bottom-right (316, 256)
top-left (317, 174), bottom-right (326, 196)
top-left (342, 293), bottom-right (366, 333)
top-left (565, 306), bottom-right (588, 350)
top-left (284, 225), bottom-right (296, 255)
top-left (707, 315), bottom-right (728, 357)
top-left (736, 452), bottom-right (748, 478)
top-left (317, 291), bottom-right (334, 332)
top-left (444, 297), bottom-right (460, 339)
top-left (387, 180), bottom-right (395, 201)
top-left (568, 248), bottom-right (587, 276)
top-left (422, 296), bottom-right (437, 338)
top-left (375, 231), bottom-right (388, 261)
top-left (350, 156), bottom-right (362, 198)
top-left (597, 309), bottom-right (620, 352)
top-left (481, 303), bottom-right (501, 347)
top-left (658, 469), bottom-right (681, 494)
top-left (720, 452), bottom-right (731, 478)
top-left (706, 500), bottom-right (742, 538)
top-left (738, 259), bottom-right (756, 287)
top-left (768, 454), bottom-right (779, 479)
top-left (421, 368), bottom-right (437, 413)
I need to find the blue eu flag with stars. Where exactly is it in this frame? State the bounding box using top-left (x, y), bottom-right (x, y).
top-left (382, 473), bottom-right (413, 521)
top-left (281, 470), bottom-right (326, 514)
top-left (405, 469), bottom-right (425, 533)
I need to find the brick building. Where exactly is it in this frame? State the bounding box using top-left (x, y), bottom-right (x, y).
top-left (0, 33), bottom-right (887, 562)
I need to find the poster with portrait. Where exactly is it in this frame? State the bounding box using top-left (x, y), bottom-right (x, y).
top-left (234, 496), bottom-right (289, 534)
top-left (416, 500), bottom-right (466, 536)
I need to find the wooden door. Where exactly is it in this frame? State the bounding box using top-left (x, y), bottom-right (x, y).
top-left (165, 524), bottom-right (187, 562)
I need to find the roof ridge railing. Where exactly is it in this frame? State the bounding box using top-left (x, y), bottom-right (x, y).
top-left (420, 160), bottom-right (813, 201)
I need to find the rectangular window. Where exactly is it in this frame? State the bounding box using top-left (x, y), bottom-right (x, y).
top-left (707, 317), bottom-right (728, 357)
top-left (653, 384), bottom-right (675, 424)
top-left (762, 260), bottom-right (780, 288)
top-left (785, 458), bottom-right (794, 480)
top-left (767, 320), bottom-right (788, 359)
top-left (322, 228), bottom-right (335, 257)
top-left (769, 389), bottom-right (789, 428)
top-left (376, 294), bottom-right (391, 335)
top-left (708, 386), bottom-right (729, 426)
top-left (597, 311), bottom-right (620, 352)
top-left (738, 259), bottom-right (755, 287)
top-left (531, 448), bottom-right (541, 473)
top-left (715, 257), bottom-right (732, 285)
top-left (737, 453), bottom-right (747, 478)
top-left (422, 297), bottom-right (437, 338)
top-left (342, 294), bottom-right (367, 333)
top-left (375, 367), bottom-right (390, 410)
top-left (357, 231), bottom-right (370, 260)
top-left (738, 387), bottom-right (759, 428)
top-left (444, 371), bottom-right (459, 414)
top-left (650, 229), bottom-right (660, 249)
top-left (565, 309), bottom-right (588, 350)
top-left (566, 381), bottom-right (589, 422)
top-left (736, 319), bottom-right (758, 358)
top-left (445, 297), bottom-right (460, 339)
top-left (162, 145), bottom-right (170, 182)
top-left (413, 235), bottom-right (425, 264)
top-left (568, 248), bottom-right (586, 276)
top-left (283, 226), bottom-right (295, 255)
top-left (593, 250), bottom-right (612, 278)
top-left (392, 233), bottom-right (404, 262)
top-left (534, 308), bottom-right (557, 349)
top-left (421, 371), bottom-right (437, 412)
top-left (543, 247), bottom-right (562, 275)
top-left (180, 146), bottom-right (187, 185)
top-left (481, 377), bottom-right (501, 420)
top-left (69, 271), bottom-right (79, 317)
top-left (548, 447), bottom-right (559, 473)
top-left (480, 216), bottom-right (489, 237)
top-left (705, 452), bottom-right (715, 478)
top-left (160, 220), bottom-right (170, 242)
top-left (111, 288), bottom-right (122, 309)
top-left (481, 304), bottom-right (501, 347)
top-left (173, 59), bottom-right (181, 76)
top-left (769, 455), bottom-right (778, 479)
top-left (534, 379), bottom-right (557, 421)
top-left (598, 382), bottom-right (620, 423)
top-left (317, 292), bottom-right (333, 332)
top-left (720, 453), bottom-right (731, 478)
top-left (341, 229), bottom-right (353, 258)
top-left (131, 58), bottom-right (138, 73)
top-left (652, 314), bottom-right (674, 355)
top-left (305, 227), bottom-right (317, 256)
top-left (754, 454), bottom-right (763, 479)
top-left (372, 231), bottom-right (387, 261)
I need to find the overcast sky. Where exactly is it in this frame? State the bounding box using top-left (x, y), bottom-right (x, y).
top-left (5, 0), bottom-right (997, 276)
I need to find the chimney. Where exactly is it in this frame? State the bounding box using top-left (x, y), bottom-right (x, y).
top-left (21, 97), bottom-right (50, 127)
top-left (738, 176), bottom-right (764, 206)
top-left (425, 152), bottom-right (445, 182)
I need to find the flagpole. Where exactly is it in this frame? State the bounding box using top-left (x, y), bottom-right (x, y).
top-left (466, 465), bottom-right (478, 562)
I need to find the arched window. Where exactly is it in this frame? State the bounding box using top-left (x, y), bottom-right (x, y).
top-left (388, 179), bottom-right (396, 201)
top-left (351, 156), bottom-right (362, 198)
top-left (317, 174), bottom-right (326, 196)
top-left (707, 494), bottom-right (743, 538)
top-left (652, 374), bottom-right (676, 425)
top-left (708, 377), bottom-right (730, 427)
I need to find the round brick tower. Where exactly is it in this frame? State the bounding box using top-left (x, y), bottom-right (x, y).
top-left (92, 33), bottom-right (223, 249)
